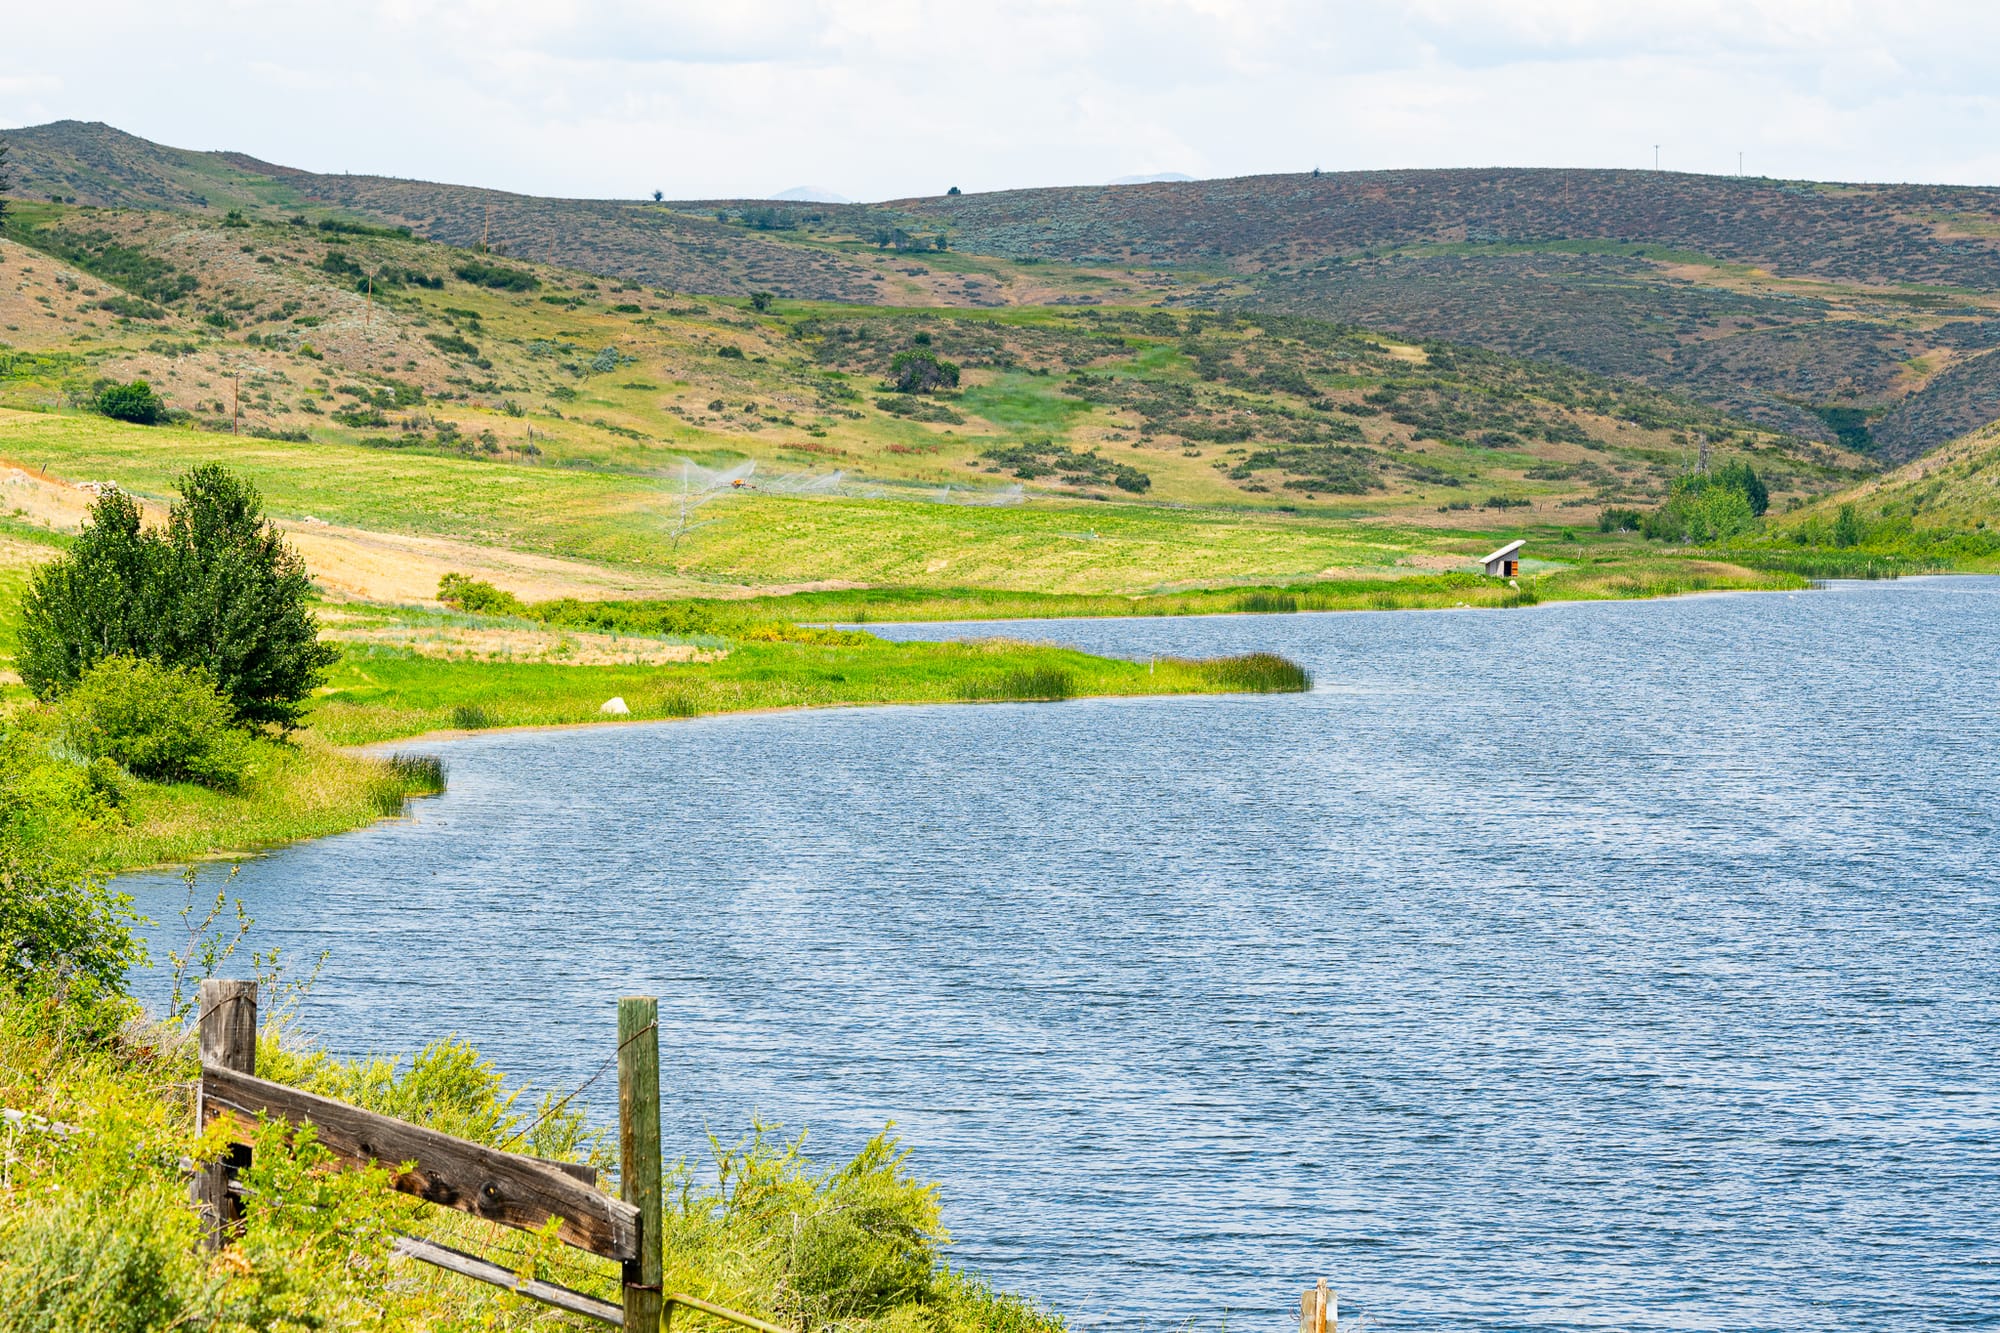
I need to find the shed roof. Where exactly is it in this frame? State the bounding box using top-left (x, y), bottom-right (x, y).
top-left (1479, 539), bottom-right (1526, 565)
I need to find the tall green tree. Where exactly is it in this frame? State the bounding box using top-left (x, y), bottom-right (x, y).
top-left (0, 138), bottom-right (11, 230)
top-left (16, 466), bottom-right (338, 727)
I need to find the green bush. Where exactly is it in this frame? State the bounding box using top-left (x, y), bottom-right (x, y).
top-left (93, 379), bottom-right (167, 425)
top-left (16, 466), bottom-right (340, 727)
top-left (60, 657), bottom-right (247, 788)
top-left (0, 850), bottom-right (135, 1022)
top-left (453, 258), bottom-right (540, 291)
top-left (436, 571), bottom-right (526, 615)
top-left (1643, 473), bottom-right (1758, 543)
top-left (0, 1178), bottom-right (206, 1333)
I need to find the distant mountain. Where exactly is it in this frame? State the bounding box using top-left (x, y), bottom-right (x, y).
top-left (11, 120), bottom-right (2000, 457)
top-left (1108, 172), bottom-right (1194, 185)
top-left (771, 186), bottom-right (851, 203)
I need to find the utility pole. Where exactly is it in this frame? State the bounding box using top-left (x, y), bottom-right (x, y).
top-left (1738, 151), bottom-right (1744, 177)
top-left (232, 372), bottom-right (240, 435)
top-left (1698, 432), bottom-right (1710, 475)
top-left (1654, 145), bottom-right (1661, 171)
top-left (481, 204), bottom-right (490, 254)
top-left (365, 273), bottom-right (373, 328)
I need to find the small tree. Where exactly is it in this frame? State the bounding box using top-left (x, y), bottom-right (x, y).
top-left (17, 466), bottom-right (338, 727)
top-left (652, 189), bottom-right (664, 203)
top-left (887, 348), bottom-right (960, 394)
top-left (1833, 502), bottom-right (1865, 548)
top-left (750, 291), bottom-right (774, 313)
top-left (0, 138), bottom-right (10, 230)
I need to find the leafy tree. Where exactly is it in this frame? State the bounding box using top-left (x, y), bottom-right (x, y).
top-left (887, 349), bottom-right (960, 394)
top-left (946, 186), bottom-right (961, 195)
top-left (17, 466), bottom-right (338, 726)
top-left (1833, 501), bottom-right (1865, 548)
top-left (93, 379), bottom-right (168, 425)
top-left (1713, 460), bottom-right (1769, 516)
top-left (750, 290), bottom-right (774, 313)
top-left (652, 189), bottom-right (664, 202)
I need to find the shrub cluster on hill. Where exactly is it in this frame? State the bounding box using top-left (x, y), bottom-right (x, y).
top-left (980, 440), bottom-right (1151, 492)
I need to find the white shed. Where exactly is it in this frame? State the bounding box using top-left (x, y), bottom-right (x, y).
top-left (1480, 539), bottom-right (1525, 578)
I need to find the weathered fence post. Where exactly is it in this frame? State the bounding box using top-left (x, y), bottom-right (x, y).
top-left (1299, 1279), bottom-right (1335, 1333)
top-left (619, 997), bottom-right (663, 1333)
top-left (193, 978), bottom-right (257, 1250)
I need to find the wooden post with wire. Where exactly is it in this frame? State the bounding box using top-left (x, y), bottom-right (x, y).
top-left (1299, 1279), bottom-right (1335, 1333)
top-left (193, 978), bottom-right (257, 1250)
top-left (619, 997), bottom-right (662, 1333)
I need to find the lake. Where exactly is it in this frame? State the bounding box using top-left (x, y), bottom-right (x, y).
top-left (125, 578), bottom-right (2000, 1331)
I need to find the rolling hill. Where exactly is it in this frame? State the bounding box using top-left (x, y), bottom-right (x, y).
top-left (12, 122), bottom-right (2000, 463)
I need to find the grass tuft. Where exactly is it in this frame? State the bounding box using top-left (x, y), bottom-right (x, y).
top-left (953, 666), bottom-right (1076, 702)
top-left (1234, 591), bottom-right (1300, 613)
top-left (1179, 651), bottom-right (1313, 693)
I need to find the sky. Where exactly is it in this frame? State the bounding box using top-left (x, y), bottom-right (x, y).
top-left (5, 0), bottom-right (2000, 202)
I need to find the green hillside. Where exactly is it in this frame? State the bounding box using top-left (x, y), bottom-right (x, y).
top-left (0, 201), bottom-right (1867, 578)
top-left (12, 122), bottom-right (2000, 460)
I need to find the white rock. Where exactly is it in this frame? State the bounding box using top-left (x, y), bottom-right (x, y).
top-left (600, 697), bottom-right (630, 715)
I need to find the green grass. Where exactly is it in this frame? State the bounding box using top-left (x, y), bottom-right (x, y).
top-left (0, 409), bottom-right (1458, 592)
top-left (956, 372), bottom-right (1096, 434)
top-left (309, 635), bottom-right (1311, 746)
top-left (81, 733), bottom-right (449, 873)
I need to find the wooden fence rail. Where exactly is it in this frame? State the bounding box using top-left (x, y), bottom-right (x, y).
top-left (186, 978), bottom-right (792, 1333)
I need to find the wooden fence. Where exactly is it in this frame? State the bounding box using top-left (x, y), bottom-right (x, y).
top-left (189, 978), bottom-right (788, 1332)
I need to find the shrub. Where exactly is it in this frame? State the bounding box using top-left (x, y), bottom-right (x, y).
top-left (96, 295), bottom-right (165, 320)
top-left (60, 657), bottom-right (247, 787)
top-left (93, 379), bottom-right (168, 424)
top-left (423, 331), bottom-right (480, 358)
top-left (1643, 474), bottom-right (1759, 543)
top-left (453, 259), bottom-right (540, 291)
top-left (1599, 507), bottom-right (1644, 532)
top-left (16, 466), bottom-right (339, 727)
top-left (0, 725), bottom-right (135, 1016)
top-left (437, 571), bottom-right (525, 615)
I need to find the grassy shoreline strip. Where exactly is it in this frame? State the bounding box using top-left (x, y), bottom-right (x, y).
top-left (309, 637), bottom-right (1310, 747)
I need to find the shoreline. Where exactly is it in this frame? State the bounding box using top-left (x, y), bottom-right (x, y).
top-left (350, 575), bottom-right (1824, 752)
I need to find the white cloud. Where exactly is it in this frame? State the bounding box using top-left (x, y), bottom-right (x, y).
top-left (4, 0), bottom-right (1999, 199)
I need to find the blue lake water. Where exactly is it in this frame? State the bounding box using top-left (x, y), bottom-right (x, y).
top-left (124, 578), bottom-right (2000, 1331)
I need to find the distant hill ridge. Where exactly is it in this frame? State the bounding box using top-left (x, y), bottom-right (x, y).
top-left (10, 119), bottom-right (2000, 458)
